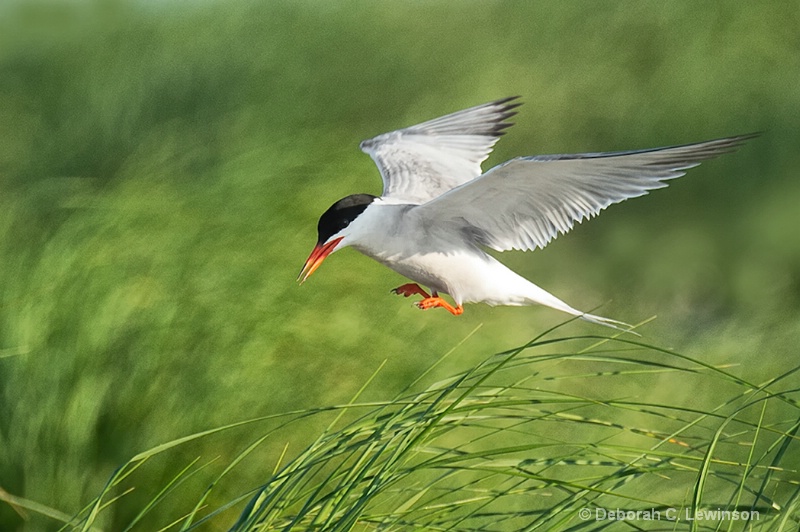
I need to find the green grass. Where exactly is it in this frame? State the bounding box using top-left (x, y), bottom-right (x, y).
top-left (8, 323), bottom-right (799, 530)
top-left (1, 0), bottom-right (799, 530)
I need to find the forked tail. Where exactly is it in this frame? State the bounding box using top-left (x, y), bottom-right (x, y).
top-left (524, 282), bottom-right (636, 334)
top-left (576, 312), bottom-right (636, 334)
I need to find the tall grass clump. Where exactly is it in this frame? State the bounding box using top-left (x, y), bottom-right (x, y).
top-left (27, 324), bottom-right (798, 531)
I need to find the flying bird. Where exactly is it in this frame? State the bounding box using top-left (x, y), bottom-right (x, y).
top-left (298, 97), bottom-right (755, 330)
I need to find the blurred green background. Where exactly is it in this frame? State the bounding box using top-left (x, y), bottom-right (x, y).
top-left (1, 0), bottom-right (798, 529)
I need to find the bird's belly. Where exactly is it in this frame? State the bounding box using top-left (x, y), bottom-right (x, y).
top-left (367, 248), bottom-right (533, 306)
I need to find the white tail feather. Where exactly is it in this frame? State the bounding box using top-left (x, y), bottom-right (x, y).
top-left (523, 282), bottom-right (636, 334)
top-left (578, 313), bottom-right (637, 334)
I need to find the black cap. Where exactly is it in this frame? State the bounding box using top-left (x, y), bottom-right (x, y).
top-left (317, 194), bottom-right (377, 244)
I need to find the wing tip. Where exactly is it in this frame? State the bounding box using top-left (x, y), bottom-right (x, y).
top-left (493, 95), bottom-right (523, 108)
top-left (722, 131), bottom-right (762, 150)
top-left (668, 131), bottom-right (761, 160)
top-left (489, 96), bottom-right (523, 136)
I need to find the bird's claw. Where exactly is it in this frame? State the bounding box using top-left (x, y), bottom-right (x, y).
top-left (391, 283), bottom-right (430, 299)
top-left (414, 296), bottom-right (464, 316)
top-left (391, 284), bottom-right (463, 315)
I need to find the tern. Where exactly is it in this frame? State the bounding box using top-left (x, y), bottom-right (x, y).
top-left (298, 97), bottom-right (754, 330)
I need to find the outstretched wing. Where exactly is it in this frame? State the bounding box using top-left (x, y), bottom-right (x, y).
top-left (359, 97), bottom-right (521, 204)
top-left (413, 134), bottom-right (757, 251)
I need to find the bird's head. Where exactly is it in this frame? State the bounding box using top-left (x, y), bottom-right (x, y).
top-left (298, 194), bottom-right (377, 284)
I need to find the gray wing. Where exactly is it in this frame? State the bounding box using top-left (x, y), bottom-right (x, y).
top-left (359, 97), bottom-right (521, 204)
top-left (413, 134), bottom-right (758, 251)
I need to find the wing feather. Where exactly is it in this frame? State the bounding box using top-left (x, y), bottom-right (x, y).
top-left (414, 134), bottom-right (758, 251)
top-left (360, 97), bottom-right (521, 204)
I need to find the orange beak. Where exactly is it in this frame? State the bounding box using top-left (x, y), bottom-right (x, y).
top-left (297, 237), bottom-right (344, 284)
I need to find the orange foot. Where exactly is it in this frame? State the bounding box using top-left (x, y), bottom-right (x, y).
top-left (415, 296), bottom-right (464, 316)
top-left (391, 283), bottom-right (431, 299)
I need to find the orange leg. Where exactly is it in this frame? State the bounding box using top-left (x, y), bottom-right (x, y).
top-left (391, 283), bottom-right (431, 299)
top-left (415, 296), bottom-right (464, 316)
